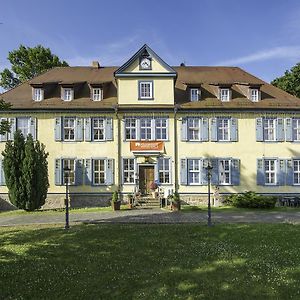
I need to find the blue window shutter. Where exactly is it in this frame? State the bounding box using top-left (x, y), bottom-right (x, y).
top-left (106, 159), bottom-right (114, 185)
top-left (181, 118), bottom-right (187, 141)
top-left (230, 118), bottom-right (238, 141)
top-left (201, 159), bottom-right (208, 185)
top-left (54, 117), bottom-right (62, 141)
top-left (257, 159), bottom-right (264, 185)
top-left (8, 118), bottom-right (16, 141)
top-left (286, 159), bottom-right (294, 186)
top-left (286, 118), bottom-right (293, 141)
top-left (105, 118), bottom-right (113, 141)
top-left (75, 159), bottom-right (83, 186)
top-left (75, 117), bottom-right (84, 141)
top-left (85, 159), bottom-right (92, 185)
top-left (211, 159), bottom-right (219, 185)
top-left (201, 118), bottom-right (209, 141)
top-left (154, 163), bottom-right (159, 182)
top-left (0, 159), bottom-right (5, 186)
top-left (55, 159), bottom-right (62, 186)
top-left (30, 117), bottom-right (37, 140)
top-left (231, 159), bottom-right (240, 185)
top-left (85, 118), bottom-right (92, 141)
top-left (277, 159), bottom-right (286, 186)
top-left (292, 119), bottom-right (298, 141)
top-left (256, 118), bottom-right (263, 141)
top-left (211, 118), bottom-right (218, 141)
top-left (0, 118), bottom-right (7, 142)
top-left (180, 158), bottom-right (187, 185)
top-left (276, 118), bottom-right (284, 142)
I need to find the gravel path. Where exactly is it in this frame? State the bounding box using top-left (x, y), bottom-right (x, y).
top-left (0, 209), bottom-right (300, 226)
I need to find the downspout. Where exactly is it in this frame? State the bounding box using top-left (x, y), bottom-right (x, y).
top-left (113, 105), bottom-right (122, 196)
top-left (174, 104), bottom-right (179, 193)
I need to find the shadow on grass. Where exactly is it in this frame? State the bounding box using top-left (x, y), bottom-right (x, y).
top-left (0, 223), bottom-right (300, 299)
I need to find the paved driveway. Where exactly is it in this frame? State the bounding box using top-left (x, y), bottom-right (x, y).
top-left (0, 209), bottom-right (300, 226)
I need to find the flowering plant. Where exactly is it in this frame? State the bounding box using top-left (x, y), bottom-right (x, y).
top-left (149, 182), bottom-right (158, 191)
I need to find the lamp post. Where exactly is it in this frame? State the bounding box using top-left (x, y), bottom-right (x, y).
top-left (64, 166), bottom-right (71, 230)
top-left (205, 160), bottom-right (213, 227)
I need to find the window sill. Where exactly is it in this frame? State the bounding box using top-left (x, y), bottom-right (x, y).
top-left (138, 98), bottom-right (154, 101)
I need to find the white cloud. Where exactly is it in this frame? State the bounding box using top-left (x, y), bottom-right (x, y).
top-left (216, 46), bottom-right (300, 66)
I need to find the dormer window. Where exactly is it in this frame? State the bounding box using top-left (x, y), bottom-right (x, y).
top-left (92, 88), bottom-right (102, 101)
top-left (139, 81), bottom-right (153, 100)
top-left (190, 88), bottom-right (200, 102)
top-left (62, 88), bottom-right (74, 101)
top-left (249, 88), bottom-right (260, 102)
top-left (219, 88), bottom-right (231, 102)
top-left (33, 88), bottom-right (43, 101)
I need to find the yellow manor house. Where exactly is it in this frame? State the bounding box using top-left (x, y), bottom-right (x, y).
top-left (1, 44), bottom-right (300, 208)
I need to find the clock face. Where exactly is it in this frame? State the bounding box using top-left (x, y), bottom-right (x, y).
top-left (140, 58), bottom-right (151, 69)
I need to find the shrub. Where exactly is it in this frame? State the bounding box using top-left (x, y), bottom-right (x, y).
top-left (224, 191), bottom-right (277, 209)
top-left (112, 191), bottom-right (119, 203)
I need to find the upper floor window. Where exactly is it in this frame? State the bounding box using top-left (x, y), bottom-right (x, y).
top-left (17, 117), bottom-right (31, 137)
top-left (250, 88), bottom-right (260, 102)
top-left (181, 117), bottom-right (209, 142)
top-left (263, 118), bottom-right (276, 141)
top-left (62, 88), bottom-right (74, 101)
top-left (140, 118), bottom-right (152, 140)
top-left (125, 118), bottom-right (137, 140)
top-left (139, 81), bottom-right (153, 99)
top-left (256, 117), bottom-right (284, 142)
top-left (92, 88), bottom-right (102, 101)
top-left (155, 118), bottom-right (168, 140)
top-left (33, 88), bottom-right (43, 101)
top-left (92, 118), bottom-right (105, 141)
top-left (63, 117), bottom-right (76, 141)
top-left (188, 118), bottom-right (201, 141)
top-left (218, 119), bottom-right (230, 141)
top-left (219, 88), bottom-right (230, 102)
top-left (190, 88), bottom-right (200, 102)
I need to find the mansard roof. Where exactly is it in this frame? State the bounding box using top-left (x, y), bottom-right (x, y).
top-left (1, 64), bottom-right (300, 111)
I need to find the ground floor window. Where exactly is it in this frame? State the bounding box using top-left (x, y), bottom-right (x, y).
top-left (123, 158), bottom-right (135, 184)
top-left (264, 159), bottom-right (277, 185)
top-left (93, 159), bottom-right (105, 185)
top-left (293, 160), bottom-right (300, 185)
top-left (219, 159), bottom-right (231, 185)
top-left (63, 159), bottom-right (75, 185)
top-left (158, 158), bottom-right (171, 184)
top-left (188, 159), bottom-right (201, 184)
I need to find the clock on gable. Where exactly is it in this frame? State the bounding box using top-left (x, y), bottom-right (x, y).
top-left (139, 49), bottom-right (152, 70)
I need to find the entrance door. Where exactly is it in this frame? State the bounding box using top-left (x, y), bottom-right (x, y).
top-left (139, 166), bottom-right (154, 195)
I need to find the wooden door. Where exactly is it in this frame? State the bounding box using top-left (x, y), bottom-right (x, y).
top-left (139, 166), bottom-right (154, 195)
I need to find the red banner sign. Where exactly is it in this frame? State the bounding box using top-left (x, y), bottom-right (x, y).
top-left (130, 141), bottom-right (164, 152)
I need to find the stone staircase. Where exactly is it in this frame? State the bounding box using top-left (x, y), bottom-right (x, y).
top-left (135, 196), bottom-right (161, 208)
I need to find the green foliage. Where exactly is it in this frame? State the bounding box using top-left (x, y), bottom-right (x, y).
top-left (224, 191), bottom-right (277, 209)
top-left (173, 192), bottom-right (180, 203)
top-left (0, 99), bottom-right (12, 135)
top-left (112, 191), bottom-right (119, 202)
top-left (0, 44), bottom-right (68, 90)
top-left (271, 62), bottom-right (300, 98)
top-left (2, 131), bottom-right (49, 211)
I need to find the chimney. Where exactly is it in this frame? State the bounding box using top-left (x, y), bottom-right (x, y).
top-left (92, 61), bottom-right (100, 68)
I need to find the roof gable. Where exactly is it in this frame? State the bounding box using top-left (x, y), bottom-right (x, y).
top-left (114, 44), bottom-right (177, 77)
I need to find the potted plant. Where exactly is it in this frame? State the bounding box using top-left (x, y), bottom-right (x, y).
top-left (111, 191), bottom-right (121, 211)
top-left (171, 192), bottom-right (181, 211)
top-left (149, 182), bottom-right (158, 198)
top-left (127, 193), bottom-right (134, 209)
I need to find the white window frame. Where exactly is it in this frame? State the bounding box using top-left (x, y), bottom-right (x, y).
top-left (220, 88), bottom-right (230, 102)
top-left (140, 118), bottom-right (152, 140)
top-left (139, 81), bottom-right (153, 99)
top-left (293, 119), bottom-right (300, 141)
top-left (155, 118), bottom-right (168, 140)
top-left (63, 88), bottom-right (73, 101)
top-left (93, 159), bottom-right (106, 185)
top-left (263, 118), bottom-right (276, 141)
top-left (158, 158), bottom-right (171, 184)
top-left (123, 158), bottom-right (135, 184)
top-left (63, 159), bottom-right (76, 185)
top-left (219, 159), bottom-right (231, 185)
top-left (250, 88), bottom-right (260, 102)
top-left (218, 119), bottom-right (230, 141)
top-left (92, 88), bottom-right (102, 101)
top-left (190, 88), bottom-right (200, 102)
top-left (125, 118), bottom-right (137, 140)
top-left (63, 117), bottom-right (76, 141)
top-left (188, 118), bottom-right (201, 141)
top-left (264, 159), bottom-right (277, 185)
top-left (33, 88), bottom-right (43, 101)
top-left (17, 117), bottom-right (31, 137)
top-left (92, 118), bottom-right (105, 141)
top-left (188, 159), bottom-right (201, 185)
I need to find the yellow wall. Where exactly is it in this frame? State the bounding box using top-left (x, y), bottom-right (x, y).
top-left (117, 77), bottom-right (175, 105)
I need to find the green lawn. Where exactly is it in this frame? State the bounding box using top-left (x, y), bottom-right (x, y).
top-left (1, 224), bottom-right (300, 299)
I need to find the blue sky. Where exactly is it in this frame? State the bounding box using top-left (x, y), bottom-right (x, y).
top-left (1, 0), bottom-right (300, 84)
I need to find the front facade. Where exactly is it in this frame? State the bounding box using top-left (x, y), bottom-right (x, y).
top-left (1, 44), bottom-right (300, 208)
